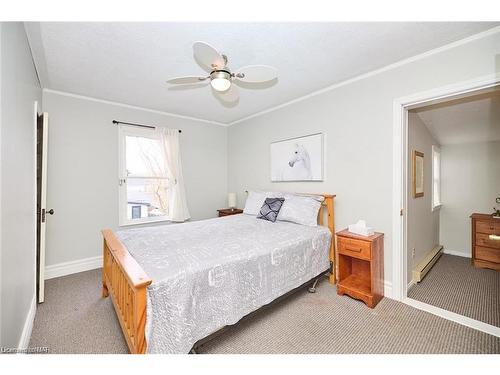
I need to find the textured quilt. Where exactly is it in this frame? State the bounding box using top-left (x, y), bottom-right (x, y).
top-left (116, 214), bottom-right (331, 353)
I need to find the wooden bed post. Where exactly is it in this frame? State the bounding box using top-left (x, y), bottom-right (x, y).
top-left (133, 288), bottom-right (148, 354)
top-left (324, 195), bottom-right (336, 284)
top-left (102, 229), bottom-right (152, 354)
top-left (102, 238), bottom-right (109, 298)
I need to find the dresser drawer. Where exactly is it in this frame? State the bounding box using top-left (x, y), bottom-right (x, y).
top-left (476, 220), bottom-right (500, 235)
top-left (475, 246), bottom-right (500, 264)
top-left (476, 233), bottom-right (500, 250)
top-left (338, 237), bottom-right (371, 260)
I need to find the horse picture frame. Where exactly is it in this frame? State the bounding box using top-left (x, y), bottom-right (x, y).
top-left (270, 133), bottom-right (324, 182)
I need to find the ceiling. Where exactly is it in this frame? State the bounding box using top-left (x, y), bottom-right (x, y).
top-left (413, 89), bottom-right (500, 145)
top-left (25, 22), bottom-right (499, 124)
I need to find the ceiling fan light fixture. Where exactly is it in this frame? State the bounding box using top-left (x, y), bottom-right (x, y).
top-left (210, 71), bottom-right (231, 92)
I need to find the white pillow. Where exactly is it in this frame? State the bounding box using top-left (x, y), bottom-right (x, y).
top-left (277, 194), bottom-right (324, 226)
top-left (243, 191), bottom-right (284, 215)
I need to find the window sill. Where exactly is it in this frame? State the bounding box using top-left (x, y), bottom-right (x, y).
top-left (432, 204), bottom-right (442, 212)
top-left (119, 216), bottom-right (172, 227)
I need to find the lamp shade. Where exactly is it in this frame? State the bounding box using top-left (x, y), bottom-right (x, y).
top-left (228, 193), bottom-right (237, 208)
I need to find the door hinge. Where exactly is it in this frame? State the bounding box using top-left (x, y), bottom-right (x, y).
top-left (329, 261), bottom-right (334, 274)
top-left (41, 208), bottom-right (46, 223)
top-left (400, 208), bottom-right (404, 216)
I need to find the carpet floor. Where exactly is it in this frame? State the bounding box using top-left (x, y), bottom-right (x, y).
top-left (29, 268), bottom-right (500, 354)
top-left (408, 254), bottom-right (500, 328)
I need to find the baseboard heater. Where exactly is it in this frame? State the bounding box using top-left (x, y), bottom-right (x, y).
top-left (412, 245), bottom-right (444, 283)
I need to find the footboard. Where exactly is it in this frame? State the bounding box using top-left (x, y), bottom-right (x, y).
top-left (101, 229), bottom-right (152, 354)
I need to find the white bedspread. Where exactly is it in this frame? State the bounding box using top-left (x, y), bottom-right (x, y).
top-left (116, 214), bottom-right (331, 354)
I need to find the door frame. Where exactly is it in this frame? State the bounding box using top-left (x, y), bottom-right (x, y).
top-left (33, 101), bottom-right (39, 302)
top-left (391, 72), bottom-right (500, 337)
top-left (36, 109), bottom-right (49, 303)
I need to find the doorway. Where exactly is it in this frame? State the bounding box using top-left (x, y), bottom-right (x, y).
top-left (392, 74), bottom-right (500, 337)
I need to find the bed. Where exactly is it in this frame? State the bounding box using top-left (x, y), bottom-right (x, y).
top-left (101, 193), bottom-right (336, 354)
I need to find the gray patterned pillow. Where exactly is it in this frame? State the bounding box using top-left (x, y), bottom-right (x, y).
top-left (257, 198), bottom-right (285, 222)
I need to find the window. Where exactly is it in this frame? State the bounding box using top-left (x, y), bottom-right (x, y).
top-left (118, 126), bottom-right (171, 226)
top-left (432, 145), bottom-right (441, 210)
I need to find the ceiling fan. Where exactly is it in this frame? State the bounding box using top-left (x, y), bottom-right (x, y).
top-left (166, 41), bottom-right (278, 102)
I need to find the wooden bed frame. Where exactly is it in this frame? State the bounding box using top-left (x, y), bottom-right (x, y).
top-left (101, 193), bottom-right (335, 354)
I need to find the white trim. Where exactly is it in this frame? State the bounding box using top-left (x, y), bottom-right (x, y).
top-left (42, 88), bottom-right (228, 127)
top-left (431, 204), bottom-right (442, 212)
top-left (33, 101), bottom-right (39, 303)
top-left (443, 248), bottom-right (471, 258)
top-left (392, 72), bottom-right (500, 303)
top-left (229, 26), bottom-right (500, 126)
top-left (44, 255), bottom-right (103, 280)
top-left (17, 295), bottom-right (36, 350)
top-left (404, 297), bottom-right (500, 338)
top-left (383, 281), bottom-right (393, 299)
top-left (0, 23), bottom-right (3, 343)
top-left (391, 97), bottom-right (408, 301)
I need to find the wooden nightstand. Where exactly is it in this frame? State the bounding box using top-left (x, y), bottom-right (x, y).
top-left (336, 229), bottom-right (384, 308)
top-left (217, 208), bottom-right (243, 217)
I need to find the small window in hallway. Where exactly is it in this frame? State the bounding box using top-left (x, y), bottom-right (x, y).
top-left (432, 145), bottom-right (441, 210)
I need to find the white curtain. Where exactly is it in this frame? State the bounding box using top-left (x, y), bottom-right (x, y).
top-left (158, 128), bottom-right (191, 222)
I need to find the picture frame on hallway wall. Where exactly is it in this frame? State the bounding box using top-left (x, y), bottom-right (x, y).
top-left (413, 150), bottom-right (424, 198)
top-left (270, 133), bottom-right (323, 182)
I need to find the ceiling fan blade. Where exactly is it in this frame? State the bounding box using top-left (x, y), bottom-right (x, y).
top-left (167, 82), bottom-right (210, 91)
top-left (166, 76), bottom-right (208, 84)
top-left (214, 83), bottom-right (239, 103)
top-left (193, 41), bottom-right (226, 71)
top-left (235, 65), bottom-right (278, 83)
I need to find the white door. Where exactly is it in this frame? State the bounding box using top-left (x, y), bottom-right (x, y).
top-left (37, 112), bottom-right (50, 303)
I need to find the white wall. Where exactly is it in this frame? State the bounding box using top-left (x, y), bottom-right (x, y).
top-left (407, 112), bottom-right (440, 283)
top-left (0, 22), bottom-right (42, 347)
top-left (227, 29), bottom-right (500, 293)
top-left (42, 91), bottom-right (227, 267)
top-left (440, 140), bottom-right (500, 257)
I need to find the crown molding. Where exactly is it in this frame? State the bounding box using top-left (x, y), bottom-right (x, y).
top-left (228, 25), bottom-right (500, 126)
top-left (42, 88), bottom-right (229, 127)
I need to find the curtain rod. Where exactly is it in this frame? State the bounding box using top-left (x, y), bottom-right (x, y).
top-left (112, 120), bottom-right (182, 133)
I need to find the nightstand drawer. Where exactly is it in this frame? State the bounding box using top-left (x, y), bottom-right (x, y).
top-left (476, 246), bottom-right (500, 264)
top-left (476, 220), bottom-right (500, 235)
top-left (338, 237), bottom-right (371, 260)
top-left (476, 233), bottom-right (500, 249)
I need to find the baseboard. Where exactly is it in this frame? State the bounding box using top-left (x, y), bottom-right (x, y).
top-left (45, 255), bottom-right (103, 280)
top-left (17, 294), bottom-right (36, 351)
top-left (407, 279), bottom-right (416, 291)
top-left (443, 248), bottom-right (471, 258)
top-left (384, 280), bottom-right (393, 299)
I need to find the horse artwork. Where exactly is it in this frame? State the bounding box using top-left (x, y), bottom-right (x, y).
top-left (271, 133), bottom-right (323, 182)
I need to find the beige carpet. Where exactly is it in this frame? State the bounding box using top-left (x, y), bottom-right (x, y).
top-left (30, 269), bottom-right (500, 354)
top-left (408, 254), bottom-right (500, 328)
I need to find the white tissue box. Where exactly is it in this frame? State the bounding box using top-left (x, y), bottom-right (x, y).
top-left (348, 220), bottom-right (374, 237)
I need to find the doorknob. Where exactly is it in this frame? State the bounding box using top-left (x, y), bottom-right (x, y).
top-left (47, 209), bottom-right (54, 215)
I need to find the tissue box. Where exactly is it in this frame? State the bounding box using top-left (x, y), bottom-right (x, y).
top-left (348, 222), bottom-right (374, 237)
